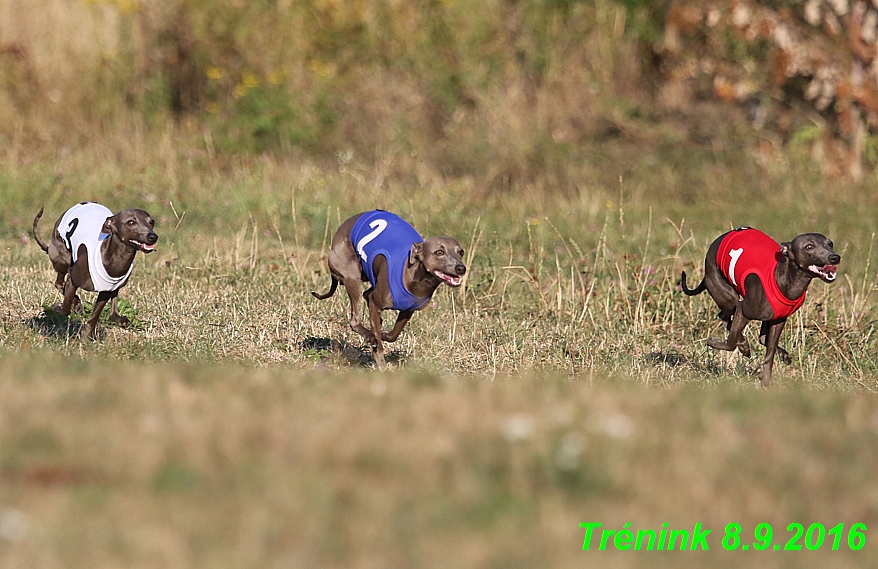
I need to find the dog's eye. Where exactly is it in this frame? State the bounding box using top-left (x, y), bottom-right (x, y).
top-left (435, 250), bottom-right (444, 256)
top-left (828, 241), bottom-right (833, 249)
top-left (458, 249), bottom-right (464, 256)
top-left (805, 244), bottom-right (814, 250)
top-left (127, 219), bottom-right (136, 226)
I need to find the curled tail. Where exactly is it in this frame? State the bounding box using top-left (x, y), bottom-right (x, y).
top-left (32, 206), bottom-right (50, 253)
top-left (311, 277), bottom-right (339, 300)
top-left (680, 271), bottom-right (706, 296)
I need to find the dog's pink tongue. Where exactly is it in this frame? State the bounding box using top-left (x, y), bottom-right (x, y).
top-left (824, 264), bottom-right (836, 274)
top-left (434, 270), bottom-right (462, 287)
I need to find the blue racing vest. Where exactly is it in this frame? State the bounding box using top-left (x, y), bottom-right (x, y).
top-left (351, 210), bottom-right (430, 311)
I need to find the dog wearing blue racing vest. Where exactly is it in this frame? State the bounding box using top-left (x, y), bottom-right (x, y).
top-left (312, 210), bottom-right (467, 367)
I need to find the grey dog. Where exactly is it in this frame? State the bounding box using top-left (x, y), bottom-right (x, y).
top-left (33, 202), bottom-right (158, 339)
top-left (682, 228), bottom-right (840, 387)
top-left (312, 210), bottom-right (466, 368)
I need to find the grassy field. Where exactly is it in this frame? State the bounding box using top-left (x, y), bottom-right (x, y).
top-left (0, 356), bottom-right (877, 569)
top-left (1, 154), bottom-right (876, 384)
top-left (0, 156), bottom-right (876, 568)
top-left (3, 0), bottom-right (878, 566)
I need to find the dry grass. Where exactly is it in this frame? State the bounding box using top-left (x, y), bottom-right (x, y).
top-left (2, 158), bottom-right (876, 386)
top-left (2, 1), bottom-right (878, 566)
top-left (0, 357), bottom-right (876, 568)
top-left (0, 149), bottom-right (875, 567)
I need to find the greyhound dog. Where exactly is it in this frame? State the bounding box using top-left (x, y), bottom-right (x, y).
top-left (681, 227), bottom-right (840, 387)
top-left (312, 210), bottom-right (466, 368)
top-left (33, 202), bottom-right (158, 339)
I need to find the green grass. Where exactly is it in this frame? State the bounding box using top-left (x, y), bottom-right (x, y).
top-left (4, 1), bottom-right (878, 566)
top-left (0, 138), bottom-right (877, 569)
top-left (3, 157), bottom-right (876, 386)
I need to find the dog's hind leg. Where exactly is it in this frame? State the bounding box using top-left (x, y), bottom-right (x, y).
top-left (342, 280), bottom-right (375, 342)
top-left (54, 271), bottom-right (66, 294)
top-left (53, 277), bottom-right (79, 317)
top-left (707, 303), bottom-right (751, 355)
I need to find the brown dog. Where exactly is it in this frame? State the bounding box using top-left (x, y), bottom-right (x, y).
top-left (311, 210), bottom-right (466, 367)
top-left (33, 202), bottom-right (158, 338)
top-left (681, 227), bottom-right (839, 386)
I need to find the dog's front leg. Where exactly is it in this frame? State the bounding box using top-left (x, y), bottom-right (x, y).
top-left (82, 291), bottom-right (115, 340)
top-left (108, 296), bottom-right (130, 327)
top-left (381, 310), bottom-right (414, 343)
top-left (707, 303), bottom-right (751, 353)
top-left (368, 299), bottom-right (386, 368)
top-left (759, 319), bottom-right (786, 388)
top-left (759, 321), bottom-right (791, 364)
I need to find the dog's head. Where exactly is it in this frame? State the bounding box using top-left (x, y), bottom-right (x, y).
top-left (780, 233), bottom-right (840, 283)
top-left (410, 237), bottom-right (466, 287)
top-left (103, 209), bottom-right (158, 253)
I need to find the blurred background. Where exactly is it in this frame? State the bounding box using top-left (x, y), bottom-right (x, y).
top-left (4, 0), bottom-right (878, 194)
top-left (2, 2), bottom-right (878, 568)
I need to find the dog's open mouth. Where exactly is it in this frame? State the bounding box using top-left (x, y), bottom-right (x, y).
top-left (433, 270), bottom-right (462, 287)
top-left (129, 239), bottom-right (155, 253)
top-left (809, 264), bottom-right (837, 281)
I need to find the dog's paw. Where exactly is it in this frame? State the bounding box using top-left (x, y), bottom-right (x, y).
top-left (737, 339), bottom-right (752, 358)
top-left (777, 346), bottom-right (792, 365)
top-left (71, 296), bottom-right (83, 314)
top-left (359, 331), bottom-right (379, 347)
top-left (110, 314), bottom-right (131, 328)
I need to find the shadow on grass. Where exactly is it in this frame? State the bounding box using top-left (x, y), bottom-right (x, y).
top-left (26, 306), bottom-right (84, 340)
top-left (644, 351), bottom-right (727, 375)
top-left (298, 336), bottom-right (408, 367)
top-left (27, 300), bottom-right (145, 341)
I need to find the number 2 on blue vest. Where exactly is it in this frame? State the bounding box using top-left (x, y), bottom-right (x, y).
top-left (357, 219), bottom-right (388, 262)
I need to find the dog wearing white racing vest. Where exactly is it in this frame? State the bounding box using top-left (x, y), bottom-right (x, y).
top-left (33, 202), bottom-right (158, 339)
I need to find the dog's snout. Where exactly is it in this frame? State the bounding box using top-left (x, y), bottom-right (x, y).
top-left (455, 264), bottom-right (466, 276)
top-left (829, 253), bottom-right (841, 264)
top-left (146, 233), bottom-right (158, 245)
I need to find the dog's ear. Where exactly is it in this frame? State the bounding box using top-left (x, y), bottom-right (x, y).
top-left (101, 216), bottom-right (116, 236)
top-left (409, 242), bottom-right (424, 266)
top-left (780, 242), bottom-right (793, 260)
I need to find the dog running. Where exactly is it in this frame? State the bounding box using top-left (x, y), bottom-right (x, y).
top-left (312, 209), bottom-right (466, 368)
top-left (681, 227), bottom-right (840, 387)
top-left (33, 202), bottom-right (158, 339)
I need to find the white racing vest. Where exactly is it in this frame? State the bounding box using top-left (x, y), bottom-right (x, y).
top-left (57, 202), bottom-right (134, 292)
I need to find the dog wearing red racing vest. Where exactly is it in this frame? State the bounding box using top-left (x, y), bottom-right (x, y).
top-left (681, 227), bottom-right (840, 387)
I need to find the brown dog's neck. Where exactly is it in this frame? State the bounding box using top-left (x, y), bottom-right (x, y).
top-left (405, 261), bottom-right (443, 299)
top-left (774, 257), bottom-right (813, 300)
top-left (101, 233), bottom-right (138, 278)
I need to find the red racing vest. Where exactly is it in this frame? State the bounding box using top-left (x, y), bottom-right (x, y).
top-left (716, 228), bottom-right (806, 320)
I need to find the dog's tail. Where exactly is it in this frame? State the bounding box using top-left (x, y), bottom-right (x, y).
top-left (32, 206), bottom-right (50, 253)
top-left (680, 271), bottom-right (706, 296)
top-left (311, 277), bottom-right (339, 300)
